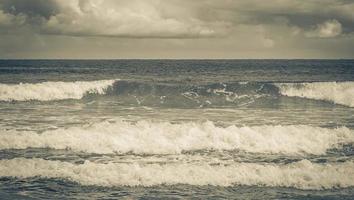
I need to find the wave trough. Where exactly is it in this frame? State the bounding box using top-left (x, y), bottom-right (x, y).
top-left (0, 158), bottom-right (353, 190)
top-left (0, 80), bottom-right (116, 101)
top-left (1, 120), bottom-right (353, 155)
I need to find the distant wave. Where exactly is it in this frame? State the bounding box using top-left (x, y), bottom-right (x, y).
top-left (1, 120), bottom-right (353, 155)
top-left (0, 80), bottom-right (117, 101)
top-left (1, 158), bottom-right (353, 189)
top-left (276, 82), bottom-right (354, 107)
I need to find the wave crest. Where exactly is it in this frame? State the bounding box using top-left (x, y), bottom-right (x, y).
top-left (0, 80), bottom-right (117, 101)
top-left (1, 158), bottom-right (353, 189)
top-left (276, 82), bottom-right (354, 107)
top-left (1, 120), bottom-right (353, 155)
top-left (2, 80), bottom-right (353, 107)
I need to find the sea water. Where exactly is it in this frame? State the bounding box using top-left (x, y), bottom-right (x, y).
top-left (0, 59), bottom-right (353, 199)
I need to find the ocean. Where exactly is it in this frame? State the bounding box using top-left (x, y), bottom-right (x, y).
top-left (0, 59), bottom-right (353, 199)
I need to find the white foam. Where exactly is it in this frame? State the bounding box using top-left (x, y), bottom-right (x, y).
top-left (0, 158), bottom-right (353, 189)
top-left (1, 120), bottom-right (353, 155)
top-left (0, 80), bottom-right (117, 101)
top-left (276, 82), bottom-right (354, 107)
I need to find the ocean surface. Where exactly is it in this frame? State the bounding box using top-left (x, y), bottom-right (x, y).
top-left (0, 59), bottom-right (353, 199)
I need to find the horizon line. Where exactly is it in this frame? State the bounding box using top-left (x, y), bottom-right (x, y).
top-left (1, 58), bottom-right (354, 60)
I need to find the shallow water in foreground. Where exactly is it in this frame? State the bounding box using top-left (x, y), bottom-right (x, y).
top-left (0, 59), bottom-right (353, 199)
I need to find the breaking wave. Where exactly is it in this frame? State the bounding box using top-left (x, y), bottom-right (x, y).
top-left (1, 80), bottom-right (353, 107)
top-left (0, 158), bottom-right (353, 190)
top-left (0, 80), bottom-right (116, 101)
top-left (0, 80), bottom-right (274, 105)
top-left (1, 120), bottom-right (353, 155)
top-left (276, 82), bottom-right (354, 107)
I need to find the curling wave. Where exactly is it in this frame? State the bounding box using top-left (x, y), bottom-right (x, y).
top-left (0, 80), bottom-right (117, 101)
top-left (1, 80), bottom-right (354, 107)
top-left (0, 120), bottom-right (353, 155)
top-left (276, 82), bottom-right (354, 107)
top-left (0, 158), bottom-right (353, 189)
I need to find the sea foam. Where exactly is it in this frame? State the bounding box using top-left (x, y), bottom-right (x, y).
top-left (276, 82), bottom-right (354, 107)
top-left (0, 158), bottom-right (353, 189)
top-left (0, 80), bottom-right (117, 101)
top-left (1, 120), bottom-right (353, 155)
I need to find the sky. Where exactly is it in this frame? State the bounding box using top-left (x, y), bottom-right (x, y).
top-left (0, 0), bottom-right (354, 59)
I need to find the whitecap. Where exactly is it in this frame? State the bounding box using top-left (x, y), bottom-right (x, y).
top-left (0, 158), bottom-right (353, 190)
top-left (0, 79), bottom-right (117, 101)
top-left (0, 120), bottom-right (352, 155)
top-left (276, 82), bottom-right (354, 107)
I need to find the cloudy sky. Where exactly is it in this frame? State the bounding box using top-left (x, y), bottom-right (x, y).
top-left (0, 0), bottom-right (354, 59)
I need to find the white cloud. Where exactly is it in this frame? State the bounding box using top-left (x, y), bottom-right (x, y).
top-left (262, 38), bottom-right (275, 48)
top-left (40, 0), bottom-right (223, 38)
top-left (1, 0), bottom-right (353, 39)
top-left (1, 0), bottom-right (354, 58)
top-left (0, 10), bottom-right (25, 27)
top-left (306, 19), bottom-right (342, 38)
top-left (0, 10), bottom-right (12, 26)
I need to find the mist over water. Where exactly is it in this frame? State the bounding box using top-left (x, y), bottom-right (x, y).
top-left (0, 60), bottom-right (354, 199)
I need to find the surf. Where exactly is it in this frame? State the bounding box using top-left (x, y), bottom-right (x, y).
top-left (0, 79), bottom-right (117, 101)
top-left (1, 120), bottom-right (353, 155)
top-left (0, 158), bottom-right (353, 190)
top-left (276, 82), bottom-right (354, 107)
top-left (1, 79), bottom-right (353, 108)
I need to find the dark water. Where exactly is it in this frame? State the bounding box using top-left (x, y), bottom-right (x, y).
top-left (0, 60), bottom-right (353, 199)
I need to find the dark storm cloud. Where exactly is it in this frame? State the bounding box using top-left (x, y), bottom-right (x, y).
top-left (1, 0), bottom-right (58, 19)
top-left (0, 0), bottom-right (59, 34)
